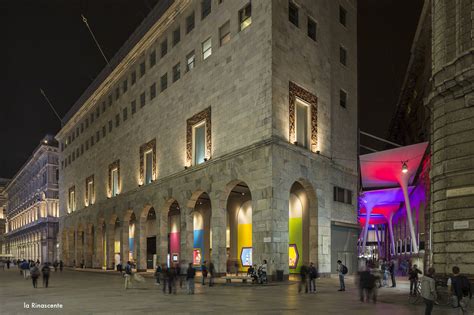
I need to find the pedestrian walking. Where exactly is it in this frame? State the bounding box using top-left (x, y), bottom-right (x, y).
top-left (201, 261), bottom-right (208, 285)
top-left (421, 267), bottom-right (436, 315)
top-left (260, 260), bottom-right (268, 284)
top-left (408, 264), bottom-right (422, 295)
top-left (124, 261), bottom-right (133, 290)
top-left (169, 265), bottom-right (177, 294)
top-left (389, 261), bottom-right (396, 287)
top-left (6, 259), bottom-right (11, 269)
top-left (30, 264), bottom-right (40, 288)
top-left (162, 265), bottom-right (169, 294)
top-left (447, 266), bottom-right (472, 313)
top-left (298, 263), bottom-right (308, 293)
top-left (337, 260), bottom-right (347, 291)
top-left (154, 264), bottom-right (162, 285)
top-left (308, 262), bottom-right (318, 293)
top-left (187, 263), bottom-right (196, 294)
top-left (59, 260), bottom-right (63, 272)
top-left (41, 263), bottom-right (50, 288)
top-left (208, 261), bottom-right (215, 287)
top-left (53, 260), bottom-right (58, 272)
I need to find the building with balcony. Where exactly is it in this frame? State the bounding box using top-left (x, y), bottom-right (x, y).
top-left (4, 135), bottom-right (60, 262)
top-left (56, 0), bottom-right (358, 276)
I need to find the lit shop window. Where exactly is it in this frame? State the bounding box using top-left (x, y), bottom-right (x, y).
top-left (239, 3), bottom-right (252, 31)
top-left (295, 99), bottom-right (310, 148)
top-left (202, 38), bottom-right (212, 60)
top-left (193, 121), bottom-right (206, 165)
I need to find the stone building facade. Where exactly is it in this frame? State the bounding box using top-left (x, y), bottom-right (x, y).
top-left (388, 0), bottom-right (474, 276)
top-left (428, 0), bottom-right (474, 276)
top-left (4, 135), bottom-right (60, 262)
top-left (0, 178), bottom-right (10, 254)
top-left (57, 0), bottom-right (358, 276)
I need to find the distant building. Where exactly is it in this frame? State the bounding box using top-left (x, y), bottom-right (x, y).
top-left (56, 0), bottom-right (358, 276)
top-left (0, 178), bottom-right (10, 254)
top-left (4, 135), bottom-right (60, 262)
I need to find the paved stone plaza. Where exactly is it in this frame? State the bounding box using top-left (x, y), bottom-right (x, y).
top-left (0, 268), bottom-right (460, 314)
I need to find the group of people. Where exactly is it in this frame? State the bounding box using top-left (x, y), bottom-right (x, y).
top-left (14, 259), bottom-right (58, 289)
top-left (123, 260), bottom-right (217, 294)
top-left (298, 262), bottom-right (318, 293)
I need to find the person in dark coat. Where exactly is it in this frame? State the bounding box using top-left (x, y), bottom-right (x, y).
top-left (409, 264), bottom-right (422, 295)
top-left (389, 261), bottom-right (396, 287)
top-left (186, 263), bottom-right (196, 294)
top-left (298, 264), bottom-right (309, 293)
top-left (59, 260), bottom-right (63, 272)
top-left (30, 264), bottom-right (40, 288)
top-left (41, 263), bottom-right (50, 288)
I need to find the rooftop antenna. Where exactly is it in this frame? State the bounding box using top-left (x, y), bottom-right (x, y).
top-left (81, 14), bottom-right (110, 67)
top-left (39, 88), bottom-right (63, 127)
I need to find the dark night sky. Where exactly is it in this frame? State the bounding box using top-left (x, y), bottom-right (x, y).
top-left (1, 0), bottom-right (423, 178)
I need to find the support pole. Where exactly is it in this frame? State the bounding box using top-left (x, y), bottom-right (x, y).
top-left (400, 179), bottom-right (419, 253)
top-left (375, 225), bottom-right (382, 259)
top-left (362, 205), bottom-right (372, 256)
top-left (388, 214), bottom-right (396, 257)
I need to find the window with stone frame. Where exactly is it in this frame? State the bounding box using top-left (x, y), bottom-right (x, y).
top-left (339, 46), bottom-right (347, 66)
top-left (289, 1), bottom-right (299, 27)
top-left (161, 39), bottom-right (168, 58)
top-left (139, 139), bottom-right (156, 185)
top-left (173, 63), bottom-right (181, 82)
top-left (150, 83), bottom-right (157, 100)
top-left (131, 70), bottom-right (137, 85)
top-left (108, 95), bottom-right (113, 107)
top-left (161, 73), bottom-right (168, 91)
top-left (102, 126), bottom-right (106, 137)
top-left (201, 0), bottom-right (211, 20)
top-left (102, 101), bottom-right (106, 113)
top-left (68, 186), bottom-right (76, 213)
top-left (131, 100), bottom-right (137, 114)
top-left (289, 81), bottom-right (318, 152)
top-left (239, 2), bottom-right (252, 31)
top-left (202, 37), bottom-right (212, 60)
top-left (149, 50), bottom-right (156, 67)
top-left (115, 87), bottom-right (120, 100)
top-left (339, 89), bottom-right (347, 108)
top-left (109, 120), bottom-right (113, 132)
top-left (186, 107), bottom-right (211, 166)
top-left (108, 160), bottom-right (120, 197)
top-left (123, 79), bottom-right (128, 93)
top-left (186, 12), bottom-right (195, 34)
top-left (140, 62), bottom-right (146, 77)
top-left (115, 114), bottom-right (120, 127)
top-left (173, 26), bottom-right (181, 46)
top-left (85, 175), bottom-right (94, 206)
top-left (307, 17), bottom-right (317, 41)
top-left (219, 21), bottom-right (231, 46)
top-left (186, 50), bottom-right (195, 72)
top-left (140, 92), bottom-right (146, 107)
top-left (123, 107), bottom-right (128, 121)
top-left (339, 5), bottom-right (347, 26)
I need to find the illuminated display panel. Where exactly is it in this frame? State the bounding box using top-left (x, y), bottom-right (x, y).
top-left (240, 247), bottom-right (252, 267)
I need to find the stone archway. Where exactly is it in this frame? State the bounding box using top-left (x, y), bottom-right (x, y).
top-left (225, 181), bottom-right (253, 273)
top-left (188, 191), bottom-right (212, 268)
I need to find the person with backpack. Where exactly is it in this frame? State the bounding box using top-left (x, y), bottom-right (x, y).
top-left (41, 263), bottom-right (51, 288)
top-left (421, 267), bottom-right (436, 315)
top-left (124, 261), bottom-right (133, 290)
top-left (409, 264), bottom-right (422, 295)
top-left (308, 262), bottom-right (318, 293)
top-left (186, 263), bottom-right (196, 294)
top-left (337, 260), bottom-right (347, 291)
top-left (154, 264), bottom-right (162, 285)
top-left (448, 266), bottom-right (472, 313)
top-left (30, 264), bottom-right (40, 288)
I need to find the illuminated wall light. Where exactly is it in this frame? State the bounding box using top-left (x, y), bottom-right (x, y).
top-left (401, 161), bottom-right (408, 174)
